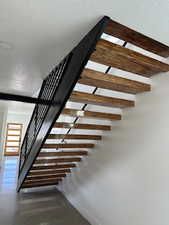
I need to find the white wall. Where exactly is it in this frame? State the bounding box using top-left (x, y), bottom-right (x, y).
top-left (59, 59), bottom-right (169, 224)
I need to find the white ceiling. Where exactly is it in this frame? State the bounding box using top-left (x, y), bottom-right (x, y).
top-left (0, 0), bottom-right (169, 112)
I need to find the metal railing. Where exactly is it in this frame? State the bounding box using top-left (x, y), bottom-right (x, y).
top-left (19, 55), bottom-right (71, 171)
top-left (17, 16), bottom-right (110, 191)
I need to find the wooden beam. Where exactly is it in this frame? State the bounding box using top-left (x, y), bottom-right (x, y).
top-left (35, 157), bottom-right (81, 164)
top-left (31, 164), bottom-right (76, 170)
top-left (24, 178), bottom-right (62, 184)
top-left (8, 122), bottom-right (22, 125)
top-left (79, 68), bottom-right (151, 94)
top-left (62, 108), bottom-right (121, 120)
top-left (5, 146), bottom-right (19, 148)
top-left (22, 180), bottom-right (59, 188)
top-left (104, 19), bottom-right (169, 58)
top-left (7, 134), bottom-right (20, 137)
top-left (27, 174), bottom-right (66, 180)
top-left (7, 128), bottom-right (21, 131)
top-left (22, 181), bottom-right (59, 188)
top-left (54, 122), bottom-right (111, 130)
top-left (29, 169), bottom-right (71, 176)
top-left (4, 152), bottom-right (19, 156)
top-left (91, 40), bottom-right (169, 77)
top-left (70, 91), bottom-right (134, 108)
top-left (43, 143), bottom-right (94, 149)
top-left (48, 134), bottom-right (102, 140)
top-left (25, 178), bottom-right (62, 183)
top-left (39, 151), bottom-right (88, 157)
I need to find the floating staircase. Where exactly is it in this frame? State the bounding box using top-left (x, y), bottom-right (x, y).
top-left (17, 16), bottom-right (169, 190)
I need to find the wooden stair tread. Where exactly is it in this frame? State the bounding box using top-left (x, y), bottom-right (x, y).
top-left (22, 183), bottom-right (58, 188)
top-left (22, 181), bottom-right (59, 188)
top-left (62, 108), bottom-right (121, 120)
top-left (70, 91), bottom-right (134, 108)
top-left (79, 68), bottom-right (151, 94)
top-left (39, 151), bottom-right (88, 157)
top-left (7, 134), bottom-right (20, 137)
top-left (5, 146), bottom-right (19, 148)
top-left (104, 19), bottom-right (169, 58)
top-left (27, 174), bottom-right (66, 180)
top-left (43, 143), bottom-right (94, 149)
top-left (7, 128), bottom-right (21, 131)
top-left (31, 164), bottom-right (76, 170)
top-left (91, 39), bottom-right (169, 77)
top-left (29, 169), bottom-right (71, 176)
top-left (21, 182), bottom-right (59, 188)
top-left (48, 134), bottom-right (102, 140)
top-left (54, 122), bottom-right (111, 130)
top-left (25, 178), bottom-right (62, 183)
top-left (35, 157), bottom-right (82, 164)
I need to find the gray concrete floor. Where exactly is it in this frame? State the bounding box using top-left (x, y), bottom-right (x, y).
top-left (0, 157), bottom-right (91, 225)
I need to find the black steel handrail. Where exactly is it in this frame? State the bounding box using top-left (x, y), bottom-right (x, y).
top-left (18, 55), bottom-right (71, 172)
top-left (17, 16), bottom-right (110, 191)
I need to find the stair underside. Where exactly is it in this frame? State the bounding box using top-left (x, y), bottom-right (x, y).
top-left (29, 169), bottom-right (71, 176)
top-left (48, 134), bottom-right (102, 140)
top-left (62, 108), bottom-right (121, 120)
top-left (104, 19), bottom-right (169, 58)
top-left (31, 164), bottom-right (76, 170)
top-left (54, 122), bottom-right (111, 130)
top-left (39, 151), bottom-right (88, 157)
top-left (21, 17), bottom-right (169, 189)
top-left (43, 143), bottom-right (95, 148)
top-left (79, 68), bottom-right (151, 94)
top-left (91, 39), bottom-right (169, 77)
top-left (70, 91), bottom-right (135, 108)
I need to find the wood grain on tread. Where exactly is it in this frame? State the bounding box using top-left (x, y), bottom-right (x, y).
top-left (29, 169), bottom-right (71, 176)
top-left (22, 181), bottom-right (59, 188)
top-left (79, 68), bottom-right (151, 94)
top-left (91, 40), bottom-right (169, 77)
top-left (24, 178), bottom-right (62, 183)
top-left (35, 157), bottom-right (81, 164)
top-left (27, 174), bottom-right (66, 180)
top-left (48, 134), bottom-right (102, 140)
top-left (70, 91), bottom-right (134, 108)
top-left (54, 122), bottom-right (111, 130)
top-left (31, 164), bottom-right (76, 170)
top-left (43, 143), bottom-right (94, 149)
top-left (62, 108), bottom-right (121, 120)
top-left (39, 151), bottom-right (88, 157)
top-left (104, 19), bottom-right (169, 58)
